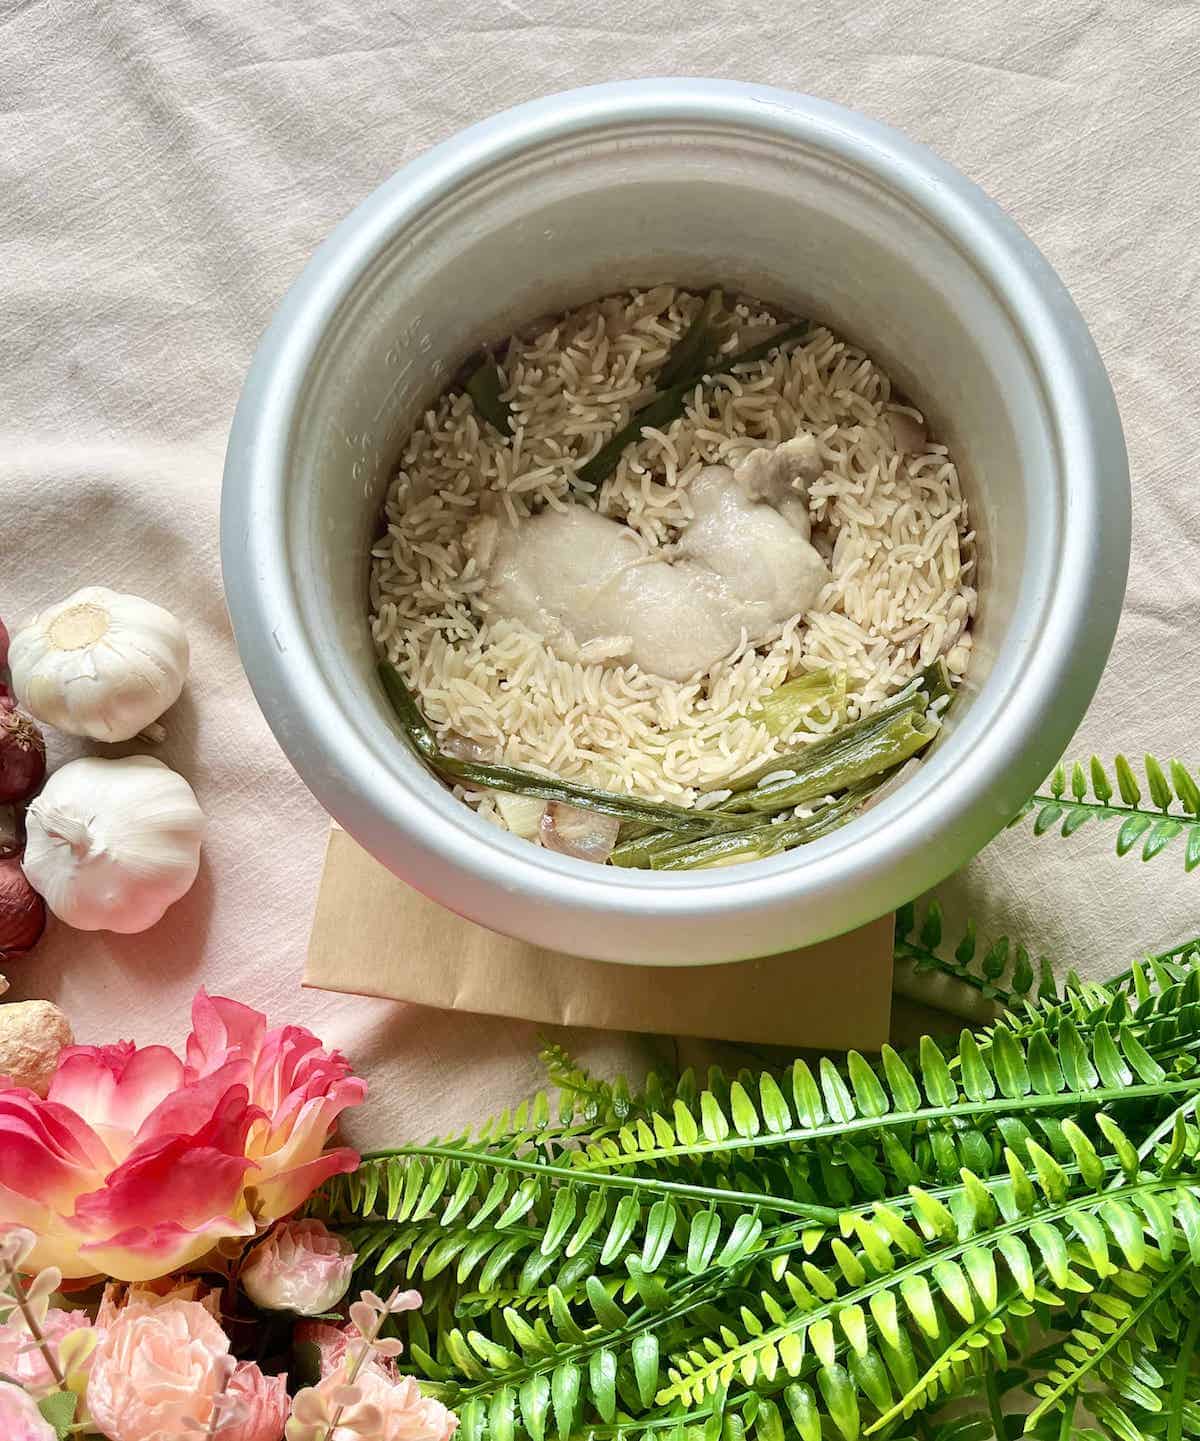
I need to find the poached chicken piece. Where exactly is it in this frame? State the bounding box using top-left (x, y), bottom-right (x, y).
top-left (469, 436), bottom-right (830, 683)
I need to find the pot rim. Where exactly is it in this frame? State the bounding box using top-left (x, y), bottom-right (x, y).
top-left (221, 79), bottom-right (1129, 961)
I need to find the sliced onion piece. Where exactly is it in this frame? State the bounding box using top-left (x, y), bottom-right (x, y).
top-left (494, 792), bottom-right (546, 841)
top-left (441, 732), bottom-right (494, 796)
top-left (441, 732), bottom-right (493, 763)
top-left (540, 802), bottom-right (620, 864)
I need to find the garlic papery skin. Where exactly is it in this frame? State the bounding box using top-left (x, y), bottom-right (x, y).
top-left (9, 586), bottom-right (189, 742)
top-left (22, 756), bottom-right (205, 933)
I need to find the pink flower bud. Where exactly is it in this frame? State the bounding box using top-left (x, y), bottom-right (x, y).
top-left (242, 1220), bottom-right (356, 1316)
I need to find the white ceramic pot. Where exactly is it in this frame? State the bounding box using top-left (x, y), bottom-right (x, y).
top-left (221, 80), bottom-right (1130, 965)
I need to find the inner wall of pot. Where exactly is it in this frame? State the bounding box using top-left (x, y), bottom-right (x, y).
top-left (287, 121), bottom-right (1056, 842)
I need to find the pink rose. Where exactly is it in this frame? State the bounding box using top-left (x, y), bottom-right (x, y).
top-left (242, 1219), bottom-right (356, 1316)
top-left (0, 991), bottom-right (365, 1281)
top-left (0, 1380), bottom-right (56, 1441)
top-left (87, 1294), bottom-right (287, 1441)
top-left (222, 1363), bottom-right (290, 1441)
top-left (0, 1306), bottom-right (92, 1397)
top-left (294, 1320), bottom-right (398, 1383)
top-left (288, 1367), bottom-right (459, 1441)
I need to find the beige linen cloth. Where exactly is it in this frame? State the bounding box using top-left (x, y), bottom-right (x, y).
top-left (3, 1), bottom-right (1199, 1152)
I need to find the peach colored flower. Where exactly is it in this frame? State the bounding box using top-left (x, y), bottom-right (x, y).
top-left (86, 1293), bottom-right (288, 1441)
top-left (0, 1306), bottom-right (92, 1397)
top-left (87, 1295), bottom-right (229, 1438)
top-left (243, 1220), bottom-right (356, 1316)
top-left (0, 1380), bottom-right (56, 1441)
top-left (0, 991), bottom-right (365, 1281)
top-left (294, 1320), bottom-right (398, 1383)
top-left (287, 1367), bottom-right (459, 1441)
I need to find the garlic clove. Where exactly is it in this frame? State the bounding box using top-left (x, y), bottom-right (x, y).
top-left (10, 586), bottom-right (189, 743)
top-left (22, 754), bottom-right (205, 933)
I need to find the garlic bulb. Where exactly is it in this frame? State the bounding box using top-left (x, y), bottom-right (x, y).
top-left (10, 586), bottom-right (189, 742)
top-left (22, 756), bottom-right (205, 933)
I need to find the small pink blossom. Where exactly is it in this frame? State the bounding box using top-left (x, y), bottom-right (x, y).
top-left (0, 1306), bottom-right (92, 1397)
top-left (287, 1366), bottom-right (458, 1441)
top-left (0, 1380), bottom-right (56, 1441)
top-left (242, 1219), bottom-right (356, 1316)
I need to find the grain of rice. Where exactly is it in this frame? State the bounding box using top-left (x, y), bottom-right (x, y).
top-left (369, 287), bottom-right (976, 814)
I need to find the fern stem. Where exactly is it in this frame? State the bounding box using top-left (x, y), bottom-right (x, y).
top-left (864, 1289), bottom-right (1015, 1434)
top-left (1101, 935), bottom-right (1200, 991)
top-left (866, 1096), bottom-right (1199, 1441)
top-left (982, 1360), bottom-right (1007, 1441)
top-left (358, 1144), bottom-right (842, 1223)
top-left (1026, 1255), bottom-right (1192, 1426)
top-left (573, 1078), bottom-right (1200, 1170)
top-left (1168, 1307), bottom-right (1200, 1441)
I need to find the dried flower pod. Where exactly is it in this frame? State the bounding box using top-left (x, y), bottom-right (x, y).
top-left (0, 697), bottom-right (46, 806)
top-left (0, 857), bottom-right (46, 957)
top-left (0, 1000), bottom-right (72, 1095)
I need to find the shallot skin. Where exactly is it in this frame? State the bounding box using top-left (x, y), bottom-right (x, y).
top-left (0, 857), bottom-right (46, 957)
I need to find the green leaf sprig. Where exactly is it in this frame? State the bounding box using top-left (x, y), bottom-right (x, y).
top-left (1014, 753), bottom-right (1200, 871)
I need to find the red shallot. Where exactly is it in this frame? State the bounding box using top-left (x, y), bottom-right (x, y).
top-left (0, 806), bottom-right (23, 861)
top-left (0, 857), bottom-right (46, 956)
top-left (540, 802), bottom-right (620, 864)
top-left (0, 695), bottom-right (46, 805)
top-left (0, 616), bottom-right (8, 668)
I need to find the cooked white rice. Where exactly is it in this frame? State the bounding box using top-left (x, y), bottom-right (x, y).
top-left (369, 287), bottom-right (976, 823)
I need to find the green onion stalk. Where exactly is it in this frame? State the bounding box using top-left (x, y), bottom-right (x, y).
top-left (378, 659), bottom-right (952, 869)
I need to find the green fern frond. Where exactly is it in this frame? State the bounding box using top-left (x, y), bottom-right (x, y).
top-left (895, 899), bottom-right (1058, 1010)
top-left (314, 949), bottom-right (1200, 1441)
top-left (1013, 754), bottom-right (1200, 872)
